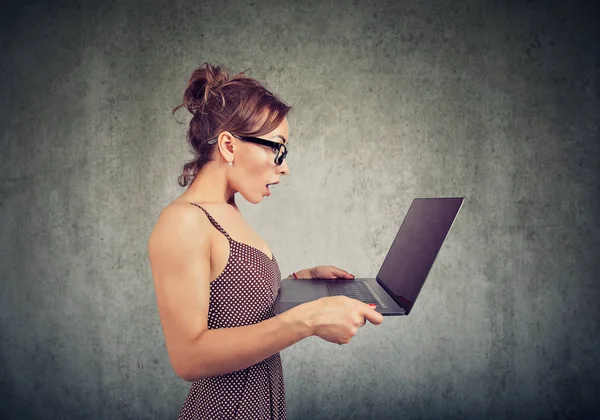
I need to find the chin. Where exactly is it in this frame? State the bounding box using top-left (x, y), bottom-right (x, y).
top-left (240, 192), bottom-right (264, 204)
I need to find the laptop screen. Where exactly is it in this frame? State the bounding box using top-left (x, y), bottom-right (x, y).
top-left (376, 197), bottom-right (463, 313)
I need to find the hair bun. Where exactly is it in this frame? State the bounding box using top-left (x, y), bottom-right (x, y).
top-left (184, 62), bottom-right (231, 114)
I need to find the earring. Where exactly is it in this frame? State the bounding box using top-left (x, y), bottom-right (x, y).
top-left (228, 160), bottom-right (233, 166)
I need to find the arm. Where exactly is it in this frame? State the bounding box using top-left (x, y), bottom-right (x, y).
top-left (183, 306), bottom-right (311, 380)
top-left (148, 203), bottom-right (312, 382)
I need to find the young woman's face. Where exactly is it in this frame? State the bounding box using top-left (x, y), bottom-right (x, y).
top-left (231, 117), bottom-right (290, 204)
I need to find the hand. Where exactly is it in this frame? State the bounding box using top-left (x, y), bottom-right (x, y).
top-left (296, 265), bottom-right (355, 280)
top-left (298, 296), bottom-right (383, 345)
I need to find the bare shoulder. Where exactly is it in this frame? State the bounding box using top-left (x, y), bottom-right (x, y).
top-left (150, 201), bottom-right (211, 240)
top-left (147, 201), bottom-right (220, 269)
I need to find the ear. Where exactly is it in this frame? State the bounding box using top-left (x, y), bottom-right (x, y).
top-left (217, 131), bottom-right (237, 161)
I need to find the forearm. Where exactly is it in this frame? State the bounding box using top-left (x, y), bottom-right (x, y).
top-left (181, 309), bottom-right (312, 382)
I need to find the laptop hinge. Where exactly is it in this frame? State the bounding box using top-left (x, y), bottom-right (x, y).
top-left (376, 277), bottom-right (413, 313)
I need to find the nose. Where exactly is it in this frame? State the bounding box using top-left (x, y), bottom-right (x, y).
top-left (277, 158), bottom-right (290, 175)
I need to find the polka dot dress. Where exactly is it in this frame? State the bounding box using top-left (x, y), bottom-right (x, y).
top-left (178, 203), bottom-right (286, 420)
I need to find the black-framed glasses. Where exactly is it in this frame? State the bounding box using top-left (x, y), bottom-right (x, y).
top-left (207, 133), bottom-right (288, 166)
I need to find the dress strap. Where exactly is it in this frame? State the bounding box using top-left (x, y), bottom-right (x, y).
top-left (188, 203), bottom-right (233, 241)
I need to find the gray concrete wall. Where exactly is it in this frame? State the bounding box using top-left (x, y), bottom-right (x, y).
top-left (1, 0), bottom-right (598, 419)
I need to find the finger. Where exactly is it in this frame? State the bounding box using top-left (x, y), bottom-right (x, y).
top-left (333, 267), bottom-right (354, 279)
top-left (364, 303), bottom-right (383, 324)
top-left (364, 308), bottom-right (384, 325)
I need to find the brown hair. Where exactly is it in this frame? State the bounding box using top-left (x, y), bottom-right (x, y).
top-left (172, 62), bottom-right (292, 187)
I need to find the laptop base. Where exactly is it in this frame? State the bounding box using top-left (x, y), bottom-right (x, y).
top-left (273, 278), bottom-right (406, 316)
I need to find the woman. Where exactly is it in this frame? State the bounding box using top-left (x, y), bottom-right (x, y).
top-left (147, 62), bottom-right (383, 419)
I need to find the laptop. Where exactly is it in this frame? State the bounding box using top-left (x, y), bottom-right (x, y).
top-left (273, 197), bottom-right (465, 316)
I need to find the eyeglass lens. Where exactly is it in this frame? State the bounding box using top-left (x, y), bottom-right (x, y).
top-left (276, 146), bottom-right (287, 165)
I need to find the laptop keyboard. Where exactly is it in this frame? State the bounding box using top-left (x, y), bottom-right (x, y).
top-left (325, 280), bottom-right (386, 307)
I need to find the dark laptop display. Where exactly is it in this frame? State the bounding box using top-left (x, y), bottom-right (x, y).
top-left (376, 197), bottom-right (464, 314)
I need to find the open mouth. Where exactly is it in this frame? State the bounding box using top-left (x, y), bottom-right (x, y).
top-left (265, 182), bottom-right (278, 194)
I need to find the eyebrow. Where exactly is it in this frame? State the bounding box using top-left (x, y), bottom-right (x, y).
top-left (271, 134), bottom-right (287, 144)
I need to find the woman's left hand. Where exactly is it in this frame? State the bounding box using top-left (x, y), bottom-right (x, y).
top-left (295, 266), bottom-right (355, 280)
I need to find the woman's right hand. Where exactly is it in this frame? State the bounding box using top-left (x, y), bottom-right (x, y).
top-left (300, 296), bottom-right (384, 345)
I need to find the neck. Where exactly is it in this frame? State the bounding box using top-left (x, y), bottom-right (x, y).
top-left (183, 161), bottom-right (238, 211)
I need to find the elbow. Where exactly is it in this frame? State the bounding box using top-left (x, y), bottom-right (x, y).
top-left (172, 360), bottom-right (188, 381)
top-left (173, 359), bottom-right (205, 382)
top-left (179, 370), bottom-right (206, 383)
top-left (178, 372), bottom-right (195, 383)
top-left (175, 368), bottom-right (192, 383)
top-left (172, 357), bottom-right (193, 382)
top-left (170, 334), bottom-right (208, 382)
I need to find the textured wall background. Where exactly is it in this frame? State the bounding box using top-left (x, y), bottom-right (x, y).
top-left (1, 0), bottom-right (598, 419)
